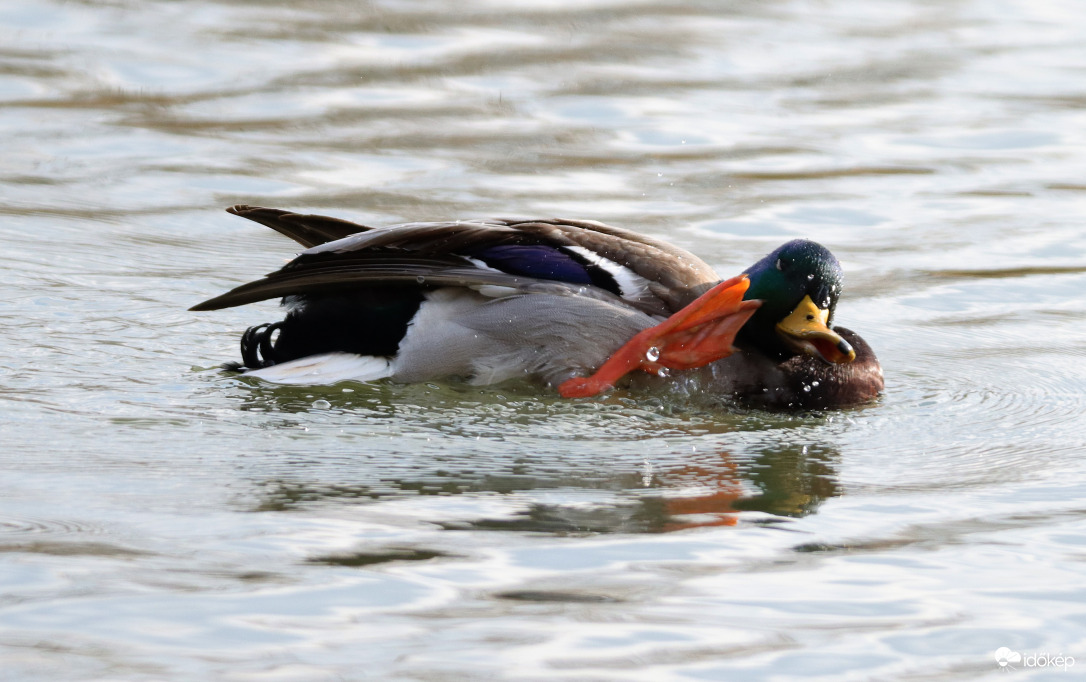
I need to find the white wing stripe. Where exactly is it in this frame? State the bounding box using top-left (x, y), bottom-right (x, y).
top-left (564, 245), bottom-right (652, 300)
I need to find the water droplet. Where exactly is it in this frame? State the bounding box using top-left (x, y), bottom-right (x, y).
top-left (646, 346), bottom-right (661, 362)
top-left (416, 275), bottom-right (426, 284)
top-left (807, 274), bottom-right (814, 280)
top-left (312, 399), bottom-right (331, 409)
top-left (802, 445), bottom-right (809, 455)
top-left (641, 458), bottom-right (654, 487)
top-left (656, 367), bottom-right (671, 378)
top-left (802, 384), bottom-right (812, 392)
top-left (811, 381), bottom-right (820, 388)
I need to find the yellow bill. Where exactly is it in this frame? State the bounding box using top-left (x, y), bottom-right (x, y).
top-left (775, 295), bottom-right (856, 364)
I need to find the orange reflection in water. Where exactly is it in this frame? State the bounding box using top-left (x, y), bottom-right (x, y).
top-left (659, 450), bottom-right (743, 531)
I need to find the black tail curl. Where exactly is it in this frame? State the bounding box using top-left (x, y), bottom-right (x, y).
top-left (240, 322), bottom-right (283, 369)
top-left (229, 290), bottom-right (424, 372)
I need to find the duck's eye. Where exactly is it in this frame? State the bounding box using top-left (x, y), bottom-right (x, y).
top-left (806, 314), bottom-right (815, 321)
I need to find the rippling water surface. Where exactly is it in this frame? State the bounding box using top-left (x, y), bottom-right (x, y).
top-left (3, 0), bottom-right (1086, 679)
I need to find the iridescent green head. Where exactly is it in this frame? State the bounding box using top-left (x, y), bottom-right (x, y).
top-left (740, 239), bottom-right (856, 364)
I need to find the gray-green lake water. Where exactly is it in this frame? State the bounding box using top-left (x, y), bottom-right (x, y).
top-left (3, 0), bottom-right (1086, 679)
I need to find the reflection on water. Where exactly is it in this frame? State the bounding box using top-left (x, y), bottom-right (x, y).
top-left (3, 0), bottom-right (1086, 679)
top-left (309, 546), bottom-right (451, 567)
top-left (253, 441), bottom-right (839, 533)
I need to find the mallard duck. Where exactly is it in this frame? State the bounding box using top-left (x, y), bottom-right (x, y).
top-left (192, 206), bottom-right (883, 409)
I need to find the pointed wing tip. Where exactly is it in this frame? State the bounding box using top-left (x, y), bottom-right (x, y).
top-left (190, 291), bottom-right (248, 311)
top-left (227, 204), bottom-right (268, 216)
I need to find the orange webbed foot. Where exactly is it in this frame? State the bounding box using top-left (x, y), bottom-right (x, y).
top-left (557, 275), bottom-right (761, 398)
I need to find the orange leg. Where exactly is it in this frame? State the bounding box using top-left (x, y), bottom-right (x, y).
top-left (558, 275), bottom-right (761, 398)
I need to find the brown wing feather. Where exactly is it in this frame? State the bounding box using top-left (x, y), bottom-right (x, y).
top-left (302, 220), bottom-right (533, 254)
top-left (502, 219), bottom-right (721, 309)
top-left (227, 205), bottom-right (372, 248)
top-left (189, 255), bottom-right (631, 312)
top-left (195, 208), bottom-right (721, 314)
top-left (299, 217), bottom-right (721, 307)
